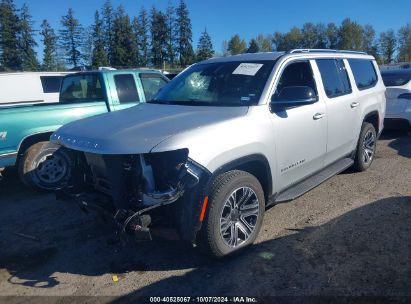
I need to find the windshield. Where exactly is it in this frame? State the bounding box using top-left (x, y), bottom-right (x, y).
top-left (150, 60), bottom-right (275, 106)
top-left (60, 74), bottom-right (105, 103)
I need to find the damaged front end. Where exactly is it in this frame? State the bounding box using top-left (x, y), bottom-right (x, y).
top-left (57, 148), bottom-right (210, 242)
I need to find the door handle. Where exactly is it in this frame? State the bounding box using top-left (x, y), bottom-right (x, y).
top-left (351, 101), bottom-right (360, 108)
top-left (313, 113), bottom-right (325, 120)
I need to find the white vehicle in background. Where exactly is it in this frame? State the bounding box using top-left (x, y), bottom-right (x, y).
top-left (381, 69), bottom-right (411, 130)
top-left (0, 72), bottom-right (72, 106)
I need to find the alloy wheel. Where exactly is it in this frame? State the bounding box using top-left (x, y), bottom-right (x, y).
top-left (219, 186), bottom-right (260, 247)
top-left (362, 129), bottom-right (376, 165)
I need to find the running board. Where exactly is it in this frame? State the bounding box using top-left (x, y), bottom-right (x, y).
top-left (274, 158), bottom-right (354, 203)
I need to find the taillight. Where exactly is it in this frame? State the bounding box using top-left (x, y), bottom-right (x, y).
top-left (398, 93), bottom-right (411, 100)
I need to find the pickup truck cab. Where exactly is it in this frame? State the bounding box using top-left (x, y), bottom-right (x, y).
top-left (0, 69), bottom-right (168, 189)
top-left (53, 50), bottom-right (386, 257)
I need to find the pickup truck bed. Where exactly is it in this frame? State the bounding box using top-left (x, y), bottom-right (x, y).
top-left (0, 101), bottom-right (109, 167)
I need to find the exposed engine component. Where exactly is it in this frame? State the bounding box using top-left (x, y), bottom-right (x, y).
top-left (58, 148), bottom-right (202, 240)
top-left (79, 148), bottom-right (196, 212)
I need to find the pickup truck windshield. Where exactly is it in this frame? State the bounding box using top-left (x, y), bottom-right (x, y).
top-left (60, 74), bottom-right (105, 103)
top-left (151, 60), bottom-right (275, 106)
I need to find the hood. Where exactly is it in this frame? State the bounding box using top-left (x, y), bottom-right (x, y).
top-left (51, 103), bottom-right (249, 154)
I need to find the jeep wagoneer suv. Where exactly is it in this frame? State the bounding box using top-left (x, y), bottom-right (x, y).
top-left (52, 49), bottom-right (386, 257)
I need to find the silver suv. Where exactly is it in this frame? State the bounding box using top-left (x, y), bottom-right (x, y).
top-left (52, 49), bottom-right (386, 257)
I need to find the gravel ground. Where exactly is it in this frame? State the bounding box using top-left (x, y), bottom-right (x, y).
top-left (0, 130), bottom-right (410, 299)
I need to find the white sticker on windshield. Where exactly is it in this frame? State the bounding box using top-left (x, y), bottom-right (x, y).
top-left (232, 63), bottom-right (263, 76)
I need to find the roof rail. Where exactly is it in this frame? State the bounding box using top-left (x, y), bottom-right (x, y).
top-left (287, 49), bottom-right (367, 55)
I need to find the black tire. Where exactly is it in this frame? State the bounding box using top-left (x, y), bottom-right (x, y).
top-left (18, 141), bottom-right (73, 190)
top-left (353, 122), bottom-right (377, 172)
top-left (198, 170), bottom-right (265, 258)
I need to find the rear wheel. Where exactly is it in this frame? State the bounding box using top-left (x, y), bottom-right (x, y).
top-left (198, 170), bottom-right (265, 258)
top-left (18, 141), bottom-right (73, 190)
top-left (353, 122), bottom-right (377, 172)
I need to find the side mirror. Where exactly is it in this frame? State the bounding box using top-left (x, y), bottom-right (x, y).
top-left (270, 86), bottom-right (317, 109)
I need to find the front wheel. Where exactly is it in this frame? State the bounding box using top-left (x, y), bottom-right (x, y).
top-left (353, 122), bottom-right (377, 172)
top-left (18, 141), bottom-right (73, 190)
top-left (198, 170), bottom-right (265, 258)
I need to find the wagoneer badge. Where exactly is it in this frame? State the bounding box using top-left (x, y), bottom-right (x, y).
top-left (0, 131), bottom-right (7, 140)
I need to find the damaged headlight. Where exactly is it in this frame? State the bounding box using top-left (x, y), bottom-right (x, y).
top-left (140, 149), bottom-right (199, 207)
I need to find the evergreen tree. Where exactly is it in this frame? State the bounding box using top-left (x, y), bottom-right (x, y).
top-left (196, 29), bottom-right (214, 60)
top-left (247, 38), bottom-right (259, 53)
top-left (136, 6), bottom-right (149, 66)
top-left (397, 24), bottom-right (411, 62)
top-left (176, 0), bottom-right (194, 66)
top-left (131, 17), bottom-right (142, 66)
top-left (40, 19), bottom-right (57, 71)
top-left (59, 8), bottom-right (83, 67)
top-left (82, 25), bottom-right (93, 66)
top-left (379, 30), bottom-right (397, 64)
top-left (18, 3), bottom-right (38, 70)
top-left (338, 18), bottom-right (363, 50)
top-left (150, 6), bottom-right (168, 68)
top-left (55, 44), bottom-right (67, 70)
top-left (111, 5), bottom-right (137, 68)
top-left (0, 0), bottom-right (21, 70)
top-left (102, 0), bottom-right (114, 65)
top-left (227, 34), bottom-right (246, 54)
top-left (165, 0), bottom-right (176, 66)
top-left (91, 10), bottom-right (109, 67)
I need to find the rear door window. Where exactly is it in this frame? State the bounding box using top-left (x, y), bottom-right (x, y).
top-left (40, 76), bottom-right (64, 93)
top-left (348, 59), bottom-right (378, 90)
top-left (114, 74), bottom-right (140, 103)
top-left (139, 74), bottom-right (168, 101)
top-left (316, 59), bottom-right (352, 98)
top-left (60, 74), bottom-right (105, 103)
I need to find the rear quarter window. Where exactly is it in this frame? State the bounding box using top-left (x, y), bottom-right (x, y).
top-left (381, 73), bottom-right (411, 87)
top-left (40, 76), bottom-right (64, 93)
top-left (348, 59), bottom-right (378, 90)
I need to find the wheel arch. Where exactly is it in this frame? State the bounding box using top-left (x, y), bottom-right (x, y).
top-left (17, 132), bottom-right (54, 158)
top-left (363, 110), bottom-right (380, 134)
top-left (208, 154), bottom-right (273, 202)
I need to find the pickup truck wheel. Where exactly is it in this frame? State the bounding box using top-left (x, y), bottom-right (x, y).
top-left (198, 170), bottom-right (265, 258)
top-left (18, 141), bottom-right (73, 190)
top-left (353, 122), bottom-right (377, 172)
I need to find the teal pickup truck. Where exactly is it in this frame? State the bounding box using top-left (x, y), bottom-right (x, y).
top-left (0, 69), bottom-right (169, 189)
